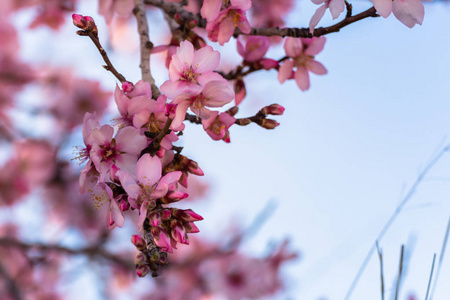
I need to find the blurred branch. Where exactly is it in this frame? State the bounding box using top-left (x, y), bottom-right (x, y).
top-left (0, 261), bottom-right (23, 300)
top-left (394, 245), bottom-right (405, 300)
top-left (144, 0), bottom-right (378, 38)
top-left (0, 238), bottom-right (134, 271)
top-left (345, 143), bottom-right (450, 300)
top-left (376, 241), bottom-right (385, 300)
top-left (429, 214), bottom-right (450, 299)
top-left (133, 0), bottom-right (161, 98)
top-left (425, 253), bottom-right (437, 300)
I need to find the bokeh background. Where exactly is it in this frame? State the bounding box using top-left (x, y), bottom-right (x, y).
top-left (2, 0), bottom-right (450, 299)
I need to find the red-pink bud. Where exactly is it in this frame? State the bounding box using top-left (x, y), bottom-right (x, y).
top-left (187, 160), bottom-right (204, 176)
top-left (185, 222), bottom-right (200, 233)
top-left (162, 191), bottom-right (189, 204)
top-left (122, 81), bottom-right (134, 93)
top-left (262, 104), bottom-right (285, 116)
top-left (161, 209), bottom-right (171, 220)
top-left (72, 14), bottom-right (87, 29)
top-left (148, 211), bottom-right (161, 227)
top-left (164, 103), bottom-right (177, 118)
top-left (236, 118), bottom-right (251, 126)
top-left (136, 265), bottom-right (151, 277)
top-left (260, 58), bottom-right (279, 70)
top-left (119, 199), bottom-right (130, 211)
top-left (179, 209), bottom-right (203, 222)
top-left (234, 78), bottom-right (246, 106)
top-left (171, 223), bottom-right (188, 244)
top-left (131, 235), bottom-right (146, 250)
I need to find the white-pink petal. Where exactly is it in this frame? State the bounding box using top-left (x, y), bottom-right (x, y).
top-left (371, 0), bottom-right (393, 18)
top-left (304, 36), bottom-right (326, 56)
top-left (284, 37), bottom-right (303, 58)
top-left (307, 59), bottom-right (328, 75)
top-left (392, 0), bottom-right (424, 28)
top-left (136, 154), bottom-right (162, 188)
top-left (117, 170), bottom-right (141, 199)
top-left (295, 66), bottom-right (310, 91)
top-left (329, 0), bottom-right (345, 19)
top-left (202, 81), bottom-right (234, 107)
top-left (177, 41), bottom-right (195, 66)
top-left (201, 0), bottom-right (222, 21)
top-left (309, 4), bottom-right (328, 33)
top-left (115, 127), bottom-right (147, 155)
top-left (193, 46), bottom-right (220, 74)
top-left (278, 59), bottom-right (294, 84)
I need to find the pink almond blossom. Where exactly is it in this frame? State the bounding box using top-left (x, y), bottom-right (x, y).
top-left (278, 37), bottom-right (327, 91)
top-left (89, 125), bottom-right (147, 181)
top-left (201, 0), bottom-right (252, 45)
top-left (171, 80), bottom-right (235, 130)
top-left (202, 111), bottom-right (236, 142)
top-left (160, 40), bottom-right (225, 99)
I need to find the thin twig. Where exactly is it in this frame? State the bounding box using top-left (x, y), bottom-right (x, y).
top-left (344, 144), bottom-right (450, 300)
top-left (86, 32), bottom-right (127, 83)
top-left (133, 0), bottom-right (161, 98)
top-left (394, 245), bottom-right (405, 300)
top-left (429, 215), bottom-right (450, 299)
top-left (425, 253), bottom-right (437, 300)
top-left (376, 241), bottom-right (385, 300)
top-left (144, 0), bottom-right (378, 38)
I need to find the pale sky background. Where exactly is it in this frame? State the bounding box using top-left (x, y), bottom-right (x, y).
top-left (9, 0), bottom-right (450, 299)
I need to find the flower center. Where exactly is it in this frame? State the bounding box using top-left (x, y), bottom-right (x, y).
top-left (182, 66), bottom-right (199, 84)
top-left (100, 139), bottom-right (118, 162)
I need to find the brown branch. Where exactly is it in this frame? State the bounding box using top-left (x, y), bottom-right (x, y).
top-left (376, 241), bottom-right (385, 300)
top-left (425, 254), bottom-right (437, 300)
top-left (133, 0), bottom-right (161, 98)
top-left (144, 0), bottom-right (378, 38)
top-left (0, 238), bottom-right (134, 271)
top-left (140, 117), bottom-right (173, 157)
top-left (86, 32), bottom-right (127, 83)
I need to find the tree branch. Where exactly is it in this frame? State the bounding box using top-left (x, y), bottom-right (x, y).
top-left (144, 0), bottom-right (378, 38)
top-left (0, 238), bottom-right (134, 271)
top-left (133, 0), bottom-right (161, 98)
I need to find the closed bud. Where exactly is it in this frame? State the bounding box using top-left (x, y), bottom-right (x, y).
top-left (258, 118), bottom-right (279, 129)
top-left (226, 106), bottom-right (239, 116)
top-left (131, 235), bottom-right (146, 250)
top-left (72, 14), bottom-right (87, 29)
top-left (261, 104), bottom-right (285, 116)
top-left (187, 160), bottom-right (204, 176)
top-left (122, 81), bottom-right (134, 93)
top-left (136, 265), bottom-right (151, 277)
top-left (119, 199), bottom-right (130, 211)
top-left (234, 78), bottom-right (246, 106)
top-left (135, 252), bottom-right (147, 265)
top-left (236, 118), bottom-right (251, 126)
top-left (149, 250), bottom-right (161, 264)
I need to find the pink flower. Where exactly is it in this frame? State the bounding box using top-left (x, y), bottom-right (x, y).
top-left (309, 0), bottom-right (345, 33)
top-left (160, 41), bottom-right (225, 99)
top-left (117, 154), bottom-right (182, 230)
top-left (202, 111), bottom-right (236, 142)
top-left (237, 36), bottom-right (270, 62)
top-left (89, 182), bottom-right (125, 230)
top-left (278, 37), bottom-right (327, 91)
top-left (171, 80), bottom-right (235, 129)
top-left (89, 125), bottom-right (147, 181)
top-left (201, 0), bottom-right (252, 45)
top-left (371, 0), bottom-right (424, 27)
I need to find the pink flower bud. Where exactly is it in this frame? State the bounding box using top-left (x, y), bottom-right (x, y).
top-left (122, 81), bottom-right (134, 93)
top-left (260, 58), bottom-right (279, 70)
top-left (72, 14), bottom-right (87, 29)
top-left (148, 211), bottom-right (161, 227)
top-left (161, 209), bottom-right (171, 220)
top-left (131, 235), bottom-right (146, 250)
top-left (234, 78), bottom-right (246, 106)
top-left (165, 103), bottom-right (177, 118)
top-left (185, 222), bottom-right (200, 233)
top-left (171, 223), bottom-right (188, 245)
top-left (162, 191), bottom-right (189, 204)
top-left (236, 118), bottom-right (251, 126)
top-left (187, 160), bottom-right (204, 176)
top-left (119, 199), bottom-right (130, 211)
top-left (259, 119), bottom-right (279, 130)
top-left (136, 265), bottom-right (151, 277)
top-left (151, 227), bottom-right (173, 253)
top-left (135, 252), bottom-right (147, 265)
top-left (177, 209), bottom-right (203, 222)
top-left (262, 104), bottom-right (285, 116)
